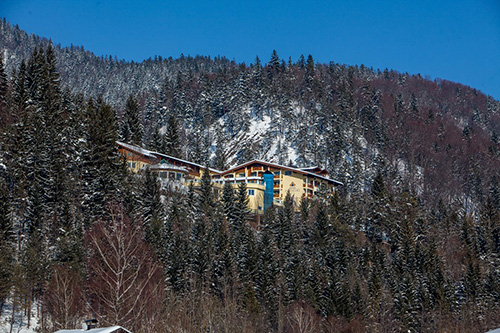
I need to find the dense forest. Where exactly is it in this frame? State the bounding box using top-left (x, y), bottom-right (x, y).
top-left (0, 20), bottom-right (499, 332)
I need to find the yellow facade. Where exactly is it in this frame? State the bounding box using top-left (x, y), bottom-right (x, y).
top-left (211, 181), bottom-right (266, 213)
top-left (125, 160), bottom-right (149, 173)
top-left (214, 161), bottom-right (340, 212)
top-left (117, 142), bottom-right (342, 214)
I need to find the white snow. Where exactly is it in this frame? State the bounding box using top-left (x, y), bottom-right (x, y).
top-left (247, 115), bottom-right (271, 137)
top-left (0, 300), bottom-right (39, 333)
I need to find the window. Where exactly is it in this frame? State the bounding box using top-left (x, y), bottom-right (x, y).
top-left (250, 172), bottom-right (257, 177)
top-left (258, 206), bottom-right (263, 210)
top-left (239, 173), bottom-right (245, 177)
top-left (128, 152), bottom-right (131, 156)
top-left (176, 173), bottom-right (182, 180)
top-left (285, 170), bottom-right (292, 176)
top-left (273, 171), bottom-right (280, 176)
top-left (248, 189), bottom-right (255, 196)
top-left (273, 190), bottom-right (280, 195)
top-left (127, 162), bottom-right (131, 167)
top-left (132, 162), bottom-right (136, 168)
top-left (274, 180), bottom-right (280, 186)
top-left (290, 182), bottom-right (296, 187)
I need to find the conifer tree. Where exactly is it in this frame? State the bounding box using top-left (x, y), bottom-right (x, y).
top-left (222, 181), bottom-right (237, 223)
top-left (11, 61), bottom-right (27, 115)
top-left (142, 167), bottom-right (163, 224)
top-left (213, 132), bottom-right (227, 171)
top-left (198, 165), bottom-right (214, 218)
top-left (121, 94), bottom-right (143, 145)
top-left (255, 224), bottom-right (278, 322)
top-left (0, 179), bottom-right (14, 313)
top-left (208, 215), bottom-right (233, 298)
top-left (83, 98), bottom-right (125, 224)
top-left (0, 53), bottom-right (8, 128)
top-left (371, 170), bottom-right (386, 198)
top-left (274, 191), bottom-right (295, 257)
top-left (235, 182), bottom-right (251, 228)
top-left (165, 113), bottom-right (180, 157)
top-left (149, 126), bottom-right (164, 152)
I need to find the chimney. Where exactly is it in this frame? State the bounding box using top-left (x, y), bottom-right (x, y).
top-left (82, 319), bottom-right (98, 330)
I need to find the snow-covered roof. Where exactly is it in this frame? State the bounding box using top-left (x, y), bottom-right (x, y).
top-left (115, 142), bottom-right (341, 185)
top-left (152, 152), bottom-right (222, 174)
top-left (116, 141), bottom-right (220, 173)
top-left (299, 166), bottom-right (327, 173)
top-left (54, 326), bottom-right (131, 333)
top-left (116, 141), bottom-right (157, 159)
top-left (149, 161), bottom-right (189, 173)
top-left (487, 329), bottom-right (500, 333)
top-left (220, 160), bottom-right (343, 186)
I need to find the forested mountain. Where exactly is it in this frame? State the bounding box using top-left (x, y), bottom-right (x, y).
top-left (2, 18), bottom-right (499, 207)
top-left (0, 19), bottom-right (499, 332)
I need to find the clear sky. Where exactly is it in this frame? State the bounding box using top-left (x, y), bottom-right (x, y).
top-left (2, 0), bottom-right (500, 99)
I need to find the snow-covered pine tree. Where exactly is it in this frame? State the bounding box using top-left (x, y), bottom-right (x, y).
top-left (164, 113), bottom-right (180, 157)
top-left (121, 94), bottom-right (143, 145)
top-left (82, 97), bottom-right (125, 224)
top-left (0, 52), bottom-right (8, 128)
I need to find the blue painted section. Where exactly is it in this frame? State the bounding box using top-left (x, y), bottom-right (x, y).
top-left (264, 171), bottom-right (274, 210)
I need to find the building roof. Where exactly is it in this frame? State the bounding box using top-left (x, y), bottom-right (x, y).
top-left (116, 142), bottom-right (342, 185)
top-left (54, 326), bottom-right (131, 333)
top-left (220, 160), bottom-right (343, 186)
top-left (116, 141), bottom-right (157, 159)
top-left (299, 166), bottom-right (329, 175)
top-left (149, 161), bottom-right (189, 173)
top-left (151, 152), bottom-right (222, 174)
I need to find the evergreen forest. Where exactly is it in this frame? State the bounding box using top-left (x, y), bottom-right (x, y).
top-left (0, 20), bottom-right (499, 332)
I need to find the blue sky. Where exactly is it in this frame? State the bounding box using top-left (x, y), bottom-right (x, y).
top-left (2, 0), bottom-right (500, 99)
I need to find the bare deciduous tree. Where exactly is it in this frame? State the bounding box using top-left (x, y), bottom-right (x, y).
top-left (85, 204), bottom-right (164, 332)
top-left (43, 265), bottom-right (84, 331)
top-left (284, 300), bottom-right (320, 333)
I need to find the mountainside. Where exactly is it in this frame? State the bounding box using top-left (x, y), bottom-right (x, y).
top-left (2, 19), bottom-right (500, 332)
top-left (1, 18), bottom-right (500, 207)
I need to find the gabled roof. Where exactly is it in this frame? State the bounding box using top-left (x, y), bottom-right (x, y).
top-left (151, 152), bottom-right (222, 174)
top-left (299, 166), bottom-right (329, 175)
top-left (117, 141), bottom-right (157, 159)
top-left (116, 142), bottom-right (221, 173)
top-left (149, 161), bottom-right (189, 173)
top-left (115, 142), bottom-right (342, 185)
top-left (55, 325), bottom-right (131, 333)
top-left (220, 160), bottom-right (343, 186)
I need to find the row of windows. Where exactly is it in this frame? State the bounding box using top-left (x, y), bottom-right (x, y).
top-left (234, 170), bottom-right (294, 178)
top-left (126, 162), bottom-right (137, 168)
top-left (159, 172), bottom-right (183, 180)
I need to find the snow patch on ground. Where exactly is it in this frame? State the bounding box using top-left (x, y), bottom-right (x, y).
top-left (287, 146), bottom-right (298, 165)
top-left (247, 115), bottom-right (271, 137)
top-left (0, 300), bottom-right (40, 333)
